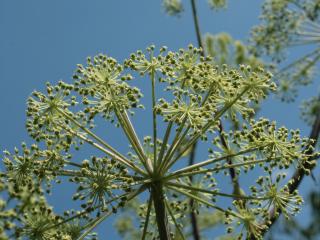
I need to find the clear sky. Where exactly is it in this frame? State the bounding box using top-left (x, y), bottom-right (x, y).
top-left (1, 0), bottom-right (319, 239)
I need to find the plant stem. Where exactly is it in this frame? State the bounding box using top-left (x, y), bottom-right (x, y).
top-left (166, 181), bottom-right (269, 200)
top-left (169, 144), bottom-right (267, 178)
top-left (157, 121), bottom-right (173, 169)
top-left (166, 157), bottom-right (280, 180)
top-left (151, 68), bottom-right (158, 169)
top-left (78, 211), bottom-right (111, 240)
top-left (151, 182), bottom-right (171, 240)
top-left (159, 117), bottom-right (188, 173)
top-left (167, 185), bottom-right (240, 219)
top-left (142, 194), bottom-right (153, 240)
top-left (116, 109), bottom-right (153, 173)
top-left (60, 123), bottom-right (146, 176)
top-left (165, 198), bottom-right (186, 240)
top-left (57, 108), bottom-right (132, 168)
top-left (161, 125), bottom-right (190, 173)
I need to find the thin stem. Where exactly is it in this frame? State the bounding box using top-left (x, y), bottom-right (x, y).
top-left (164, 198), bottom-right (186, 240)
top-left (166, 181), bottom-right (269, 200)
top-left (55, 169), bottom-right (83, 177)
top-left (142, 194), bottom-right (153, 240)
top-left (166, 157), bottom-right (279, 180)
top-left (188, 141), bottom-right (200, 240)
top-left (168, 145), bottom-right (267, 179)
top-left (78, 184), bottom-right (146, 239)
top-left (44, 193), bottom-right (131, 231)
top-left (60, 123), bottom-right (146, 176)
top-left (162, 125), bottom-right (191, 173)
top-left (166, 185), bottom-right (240, 219)
top-left (57, 108), bottom-right (127, 164)
top-left (158, 117), bottom-right (189, 173)
top-left (119, 109), bottom-right (153, 172)
top-left (63, 160), bottom-right (85, 169)
top-left (114, 108), bottom-right (152, 173)
top-left (78, 212), bottom-right (111, 240)
top-left (157, 121), bottom-right (173, 169)
top-left (180, 2), bottom-right (205, 234)
top-left (151, 68), bottom-right (158, 169)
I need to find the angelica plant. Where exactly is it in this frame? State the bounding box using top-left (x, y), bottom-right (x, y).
top-left (0, 45), bottom-right (318, 240)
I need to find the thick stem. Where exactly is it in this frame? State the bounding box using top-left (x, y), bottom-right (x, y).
top-left (151, 182), bottom-right (171, 240)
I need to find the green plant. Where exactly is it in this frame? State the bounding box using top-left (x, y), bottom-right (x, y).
top-left (0, 44), bottom-right (318, 240)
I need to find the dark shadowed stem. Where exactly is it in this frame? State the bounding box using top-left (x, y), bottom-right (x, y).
top-left (259, 97), bottom-right (320, 238)
top-left (152, 182), bottom-right (171, 240)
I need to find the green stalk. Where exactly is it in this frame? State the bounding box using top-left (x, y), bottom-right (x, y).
top-left (119, 109), bottom-right (153, 172)
top-left (159, 118), bottom-right (189, 173)
top-left (166, 185), bottom-right (240, 219)
top-left (166, 157), bottom-right (280, 180)
top-left (151, 68), bottom-right (158, 169)
top-left (44, 193), bottom-right (131, 231)
top-left (168, 144), bottom-right (268, 178)
top-left (151, 182), bottom-right (171, 240)
top-left (156, 121), bottom-right (173, 169)
top-left (78, 185), bottom-right (146, 240)
top-left (164, 198), bottom-right (186, 240)
top-left (166, 181), bottom-right (269, 200)
top-left (57, 108), bottom-right (127, 163)
top-left (142, 194), bottom-right (153, 240)
top-left (78, 212), bottom-right (111, 240)
top-left (161, 126), bottom-right (191, 173)
top-left (114, 108), bottom-right (151, 173)
top-left (162, 117), bottom-right (188, 164)
top-left (61, 125), bottom-right (147, 176)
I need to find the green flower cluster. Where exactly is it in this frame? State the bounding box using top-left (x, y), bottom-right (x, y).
top-left (0, 46), bottom-right (317, 240)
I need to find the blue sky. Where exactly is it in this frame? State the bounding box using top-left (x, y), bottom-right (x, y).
top-left (1, 0), bottom-right (319, 239)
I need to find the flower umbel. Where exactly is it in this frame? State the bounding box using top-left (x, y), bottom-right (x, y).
top-left (1, 46), bottom-right (317, 240)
